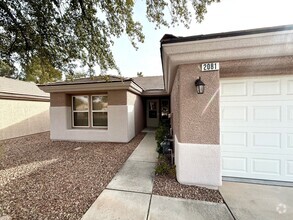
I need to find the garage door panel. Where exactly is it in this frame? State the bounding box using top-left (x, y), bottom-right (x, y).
top-left (253, 106), bottom-right (281, 121)
top-left (222, 152), bottom-right (293, 181)
top-left (252, 132), bottom-right (281, 148)
top-left (251, 158), bottom-right (281, 175)
top-left (222, 156), bottom-right (247, 173)
top-left (222, 95), bottom-right (293, 102)
top-left (221, 132), bottom-right (247, 147)
top-left (222, 102), bottom-right (293, 128)
top-left (252, 79), bottom-right (281, 96)
top-left (288, 106), bottom-right (293, 121)
top-left (221, 81), bottom-right (247, 97)
top-left (221, 106), bottom-right (247, 121)
top-left (287, 161), bottom-right (293, 176)
top-left (287, 80), bottom-right (293, 94)
top-left (288, 134), bottom-right (293, 148)
top-left (222, 131), bottom-right (293, 154)
top-left (221, 75), bottom-right (293, 182)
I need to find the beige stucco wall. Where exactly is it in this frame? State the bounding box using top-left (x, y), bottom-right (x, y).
top-left (50, 93), bottom-right (71, 107)
top-left (109, 90), bottom-right (127, 105)
top-left (221, 56), bottom-right (293, 78)
top-left (127, 91), bottom-right (144, 135)
top-left (50, 90), bottom-right (128, 107)
top-left (171, 63), bottom-right (221, 188)
top-left (171, 72), bottom-right (180, 140)
top-left (0, 99), bottom-right (50, 140)
top-left (173, 64), bottom-right (220, 145)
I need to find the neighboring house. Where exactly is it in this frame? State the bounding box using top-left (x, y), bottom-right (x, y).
top-left (39, 24), bottom-right (293, 189)
top-left (0, 77), bottom-right (50, 140)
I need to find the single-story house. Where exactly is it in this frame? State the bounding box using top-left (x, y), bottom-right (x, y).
top-left (39, 24), bottom-right (293, 188)
top-left (0, 77), bottom-right (50, 140)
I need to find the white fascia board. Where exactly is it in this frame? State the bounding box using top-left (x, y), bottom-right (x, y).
top-left (128, 81), bottom-right (144, 94)
top-left (163, 30), bottom-right (293, 55)
top-left (162, 30), bottom-right (293, 93)
top-left (39, 81), bottom-right (143, 94)
top-left (141, 90), bottom-right (168, 96)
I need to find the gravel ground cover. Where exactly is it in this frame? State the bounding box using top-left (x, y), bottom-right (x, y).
top-left (0, 132), bottom-right (145, 220)
top-left (152, 156), bottom-right (224, 203)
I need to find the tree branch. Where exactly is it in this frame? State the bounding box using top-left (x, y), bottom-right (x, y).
top-left (0, 2), bottom-right (30, 53)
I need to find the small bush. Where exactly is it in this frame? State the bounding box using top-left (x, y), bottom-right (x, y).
top-left (155, 155), bottom-right (176, 178)
top-left (155, 123), bottom-right (169, 154)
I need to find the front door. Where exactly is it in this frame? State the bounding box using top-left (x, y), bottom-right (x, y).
top-left (147, 99), bottom-right (159, 127)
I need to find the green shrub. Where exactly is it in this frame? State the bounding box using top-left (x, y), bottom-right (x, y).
top-left (155, 155), bottom-right (176, 178)
top-left (155, 123), bottom-right (169, 154)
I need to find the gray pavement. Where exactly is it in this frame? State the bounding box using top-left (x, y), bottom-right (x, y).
top-left (128, 132), bottom-right (158, 163)
top-left (82, 132), bottom-right (234, 220)
top-left (81, 189), bottom-right (151, 220)
top-left (106, 160), bottom-right (156, 193)
top-left (148, 195), bottom-right (233, 220)
top-left (220, 181), bottom-right (293, 220)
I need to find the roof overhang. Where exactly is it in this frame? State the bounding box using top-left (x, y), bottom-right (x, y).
top-left (0, 92), bottom-right (49, 102)
top-left (38, 81), bottom-right (143, 95)
top-left (141, 90), bottom-right (169, 97)
top-left (161, 25), bottom-right (293, 94)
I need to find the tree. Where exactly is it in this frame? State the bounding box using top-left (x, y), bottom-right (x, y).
top-left (24, 56), bottom-right (62, 84)
top-left (0, 0), bottom-right (220, 82)
top-left (65, 71), bottom-right (88, 82)
top-left (137, 72), bottom-right (143, 77)
top-left (0, 59), bottom-right (16, 78)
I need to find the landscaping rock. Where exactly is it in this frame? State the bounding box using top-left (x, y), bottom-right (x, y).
top-left (0, 132), bottom-right (145, 220)
top-left (153, 175), bottom-right (224, 203)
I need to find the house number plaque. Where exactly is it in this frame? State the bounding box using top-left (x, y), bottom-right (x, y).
top-left (201, 62), bottom-right (219, 72)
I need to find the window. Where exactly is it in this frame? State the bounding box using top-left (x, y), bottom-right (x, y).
top-left (72, 96), bottom-right (89, 127)
top-left (92, 95), bottom-right (108, 127)
top-left (72, 95), bottom-right (108, 128)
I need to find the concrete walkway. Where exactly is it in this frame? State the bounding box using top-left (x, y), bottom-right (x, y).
top-left (220, 181), bottom-right (293, 220)
top-left (82, 132), bottom-right (233, 220)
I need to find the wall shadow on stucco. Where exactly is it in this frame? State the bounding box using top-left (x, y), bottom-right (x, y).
top-left (134, 95), bottom-right (145, 135)
top-left (0, 110), bottom-right (50, 141)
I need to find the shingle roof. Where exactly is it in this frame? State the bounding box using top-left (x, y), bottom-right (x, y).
top-left (160, 24), bottom-right (293, 45)
top-left (39, 75), bottom-right (165, 92)
top-left (0, 77), bottom-right (49, 98)
top-left (44, 75), bottom-right (131, 86)
top-left (132, 76), bottom-right (164, 91)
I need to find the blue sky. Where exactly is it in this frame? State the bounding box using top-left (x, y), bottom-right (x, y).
top-left (104, 0), bottom-right (293, 77)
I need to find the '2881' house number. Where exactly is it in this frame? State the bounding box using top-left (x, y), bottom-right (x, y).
top-left (201, 62), bottom-right (219, 72)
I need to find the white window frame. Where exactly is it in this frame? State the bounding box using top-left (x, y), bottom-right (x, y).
top-left (72, 95), bottom-right (90, 128)
top-left (91, 95), bottom-right (108, 128)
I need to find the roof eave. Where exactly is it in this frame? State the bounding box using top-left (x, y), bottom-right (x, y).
top-left (38, 81), bottom-right (143, 95)
top-left (141, 90), bottom-right (168, 97)
top-left (0, 92), bottom-right (49, 101)
top-left (161, 25), bottom-right (293, 94)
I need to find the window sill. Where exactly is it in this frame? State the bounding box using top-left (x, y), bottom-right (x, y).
top-left (70, 127), bottom-right (108, 130)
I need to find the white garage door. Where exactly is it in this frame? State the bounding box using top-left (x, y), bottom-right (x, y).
top-left (221, 75), bottom-right (293, 182)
